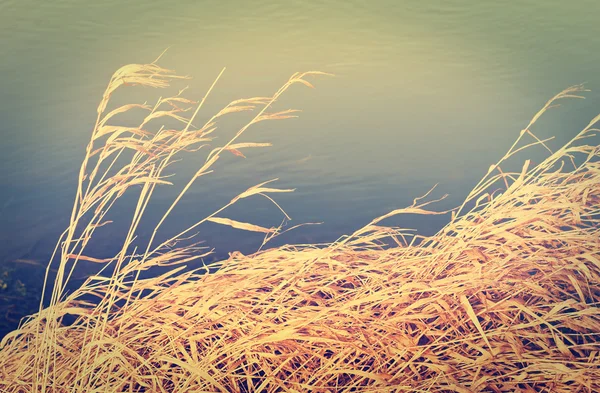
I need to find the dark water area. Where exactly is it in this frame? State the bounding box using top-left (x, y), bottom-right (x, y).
top-left (2, 0), bottom-right (600, 338)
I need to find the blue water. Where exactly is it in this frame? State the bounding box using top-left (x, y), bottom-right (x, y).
top-left (1, 0), bottom-right (600, 335)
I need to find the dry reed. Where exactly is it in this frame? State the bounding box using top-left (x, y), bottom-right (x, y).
top-left (0, 58), bottom-right (598, 393)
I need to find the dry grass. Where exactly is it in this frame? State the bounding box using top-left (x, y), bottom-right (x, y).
top-left (0, 58), bottom-right (598, 392)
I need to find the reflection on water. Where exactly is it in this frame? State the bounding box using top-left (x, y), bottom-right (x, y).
top-left (1, 0), bottom-right (600, 335)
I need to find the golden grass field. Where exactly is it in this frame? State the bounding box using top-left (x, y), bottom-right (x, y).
top-left (0, 56), bottom-right (598, 392)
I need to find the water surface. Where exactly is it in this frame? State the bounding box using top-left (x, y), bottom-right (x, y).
top-left (1, 0), bottom-right (600, 335)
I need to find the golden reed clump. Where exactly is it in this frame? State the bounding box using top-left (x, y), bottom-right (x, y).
top-left (0, 56), bottom-right (598, 392)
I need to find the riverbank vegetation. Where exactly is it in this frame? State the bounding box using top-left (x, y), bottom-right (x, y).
top-left (0, 58), bottom-right (598, 392)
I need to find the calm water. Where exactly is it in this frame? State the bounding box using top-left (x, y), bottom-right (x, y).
top-left (1, 0), bottom-right (600, 334)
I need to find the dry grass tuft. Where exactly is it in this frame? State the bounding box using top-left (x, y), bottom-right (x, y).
top-left (0, 60), bottom-right (598, 392)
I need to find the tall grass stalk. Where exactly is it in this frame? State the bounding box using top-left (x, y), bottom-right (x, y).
top-left (2, 57), bottom-right (329, 392)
